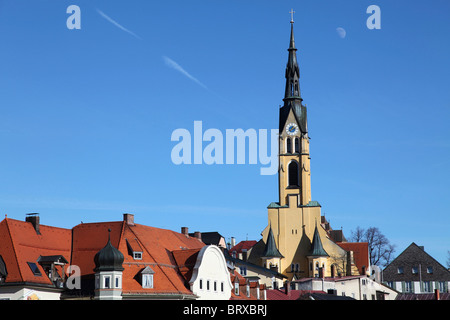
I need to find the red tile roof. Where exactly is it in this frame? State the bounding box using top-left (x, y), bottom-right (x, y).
top-left (0, 218), bottom-right (71, 285)
top-left (336, 242), bottom-right (370, 275)
top-left (70, 220), bottom-right (205, 297)
top-left (266, 289), bottom-right (326, 300)
top-left (229, 240), bottom-right (257, 254)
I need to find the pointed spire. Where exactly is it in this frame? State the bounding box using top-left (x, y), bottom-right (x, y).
top-left (308, 224), bottom-right (329, 257)
top-left (284, 13), bottom-right (302, 102)
top-left (262, 226), bottom-right (284, 258)
top-left (289, 22), bottom-right (296, 50)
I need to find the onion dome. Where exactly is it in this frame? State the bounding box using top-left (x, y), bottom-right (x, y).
top-left (94, 229), bottom-right (124, 272)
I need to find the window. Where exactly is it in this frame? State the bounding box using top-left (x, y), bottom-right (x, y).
top-left (412, 266), bottom-right (418, 274)
top-left (288, 161), bottom-right (299, 186)
top-left (294, 137), bottom-right (300, 153)
top-left (286, 138), bottom-right (292, 153)
top-left (133, 252), bottom-right (142, 260)
top-left (234, 282), bottom-right (239, 295)
top-left (142, 274), bottom-right (153, 289)
top-left (141, 266), bottom-right (154, 289)
top-left (104, 276), bottom-right (111, 289)
top-left (214, 281), bottom-right (217, 292)
top-left (397, 266), bottom-right (404, 274)
top-left (27, 262), bottom-right (42, 276)
top-left (291, 263), bottom-right (299, 273)
top-left (199, 279), bottom-right (203, 290)
top-left (404, 281), bottom-right (412, 293)
top-left (221, 282), bottom-right (224, 292)
top-left (439, 281), bottom-right (446, 293)
top-left (427, 266), bottom-right (433, 274)
top-left (240, 266), bottom-right (247, 276)
top-left (115, 276), bottom-right (121, 288)
top-left (207, 280), bottom-right (210, 291)
top-left (423, 281), bottom-right (431, 293)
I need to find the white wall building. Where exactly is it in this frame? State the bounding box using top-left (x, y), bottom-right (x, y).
top-left (293, 275), bottom-right (398, 300)
top-left (189, 245), bottom-right (233, 300)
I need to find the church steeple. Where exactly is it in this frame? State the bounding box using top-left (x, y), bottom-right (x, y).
top-left (283, 15), bottom-right (302, 103)
top-left (278, 12), bottom-right (311, 207)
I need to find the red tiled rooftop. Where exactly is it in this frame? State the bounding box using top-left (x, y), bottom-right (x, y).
top-left (0, 218), bottom-right (71, 285)
top-left (336, 242), bottom-right (369, 275)
top-left (266, 289), bottom-right (326, 300)
top-left (229, 240), bottom-right (257, 254)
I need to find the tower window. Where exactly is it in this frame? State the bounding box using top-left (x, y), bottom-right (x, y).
top-left (286, 138), bottom-right (292, 153)
top-left (288, 161), bottom-right (299, 186)
top-left (294, 138), bottom-right (300, 153)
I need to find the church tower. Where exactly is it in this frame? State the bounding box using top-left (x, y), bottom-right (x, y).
top-left (259, 12), bottom-right (350, 280)
top-left (278, 17), bottom-right (311, 207)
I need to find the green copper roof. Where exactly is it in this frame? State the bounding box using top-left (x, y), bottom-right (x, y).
top-left (304, 201), bottom-right (321, 207)
top-left (308, 225), bottom-right (329, 257)
top-left (267, 202), bottom-right (288, 209)
top-left (262, 227), bottom-right (284, 258)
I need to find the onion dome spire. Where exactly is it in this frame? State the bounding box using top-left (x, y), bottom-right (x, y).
top-left (94, 229), bottom-right (124, 272)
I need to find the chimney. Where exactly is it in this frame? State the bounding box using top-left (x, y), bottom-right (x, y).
top-left (435, 289), bottom-right (440, 301)
top-left (181, 227), bottom-right (189, 237)
top-left (123, 213), bottom-right (135, 226)
top-left (194, 231), bottom-right (202, 240)
top-left (231, 237), bottom-right (236, 247)
top-left (26, 213), bottom-right (40, 235)
top-left (318, 267), bottom-right (325, 279)
top-left (284, 281), bottom-right (291, 295)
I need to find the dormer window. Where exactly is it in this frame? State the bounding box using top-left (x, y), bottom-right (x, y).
top-left (126, 238), bottom-right (143, 260)
top-left (133, 252), bottom-right (142, 260)
top-left (141, 266), bottom-right (154, 289)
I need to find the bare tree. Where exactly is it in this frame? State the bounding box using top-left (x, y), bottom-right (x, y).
top-left (446, 250), bottom-right (450, 269)
top-left (349, 226), bottom-right (396, 268)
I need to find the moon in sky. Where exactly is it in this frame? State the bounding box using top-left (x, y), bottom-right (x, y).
top-left (336, 27), bottom-right (346, 39)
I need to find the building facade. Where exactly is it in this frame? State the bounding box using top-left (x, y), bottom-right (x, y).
top-left (383, 242), bottom-right (450, 295)
top-left (0, 213), bottom-right (265, 300)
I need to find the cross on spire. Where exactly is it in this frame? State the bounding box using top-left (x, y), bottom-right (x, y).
top-left (289, 9), bottom-right (295, 23)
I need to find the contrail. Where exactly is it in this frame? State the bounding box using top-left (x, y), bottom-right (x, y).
top-left (96, 9), bottom-right (141, 40)
top-left (162, 55), bottom-right (207, 89)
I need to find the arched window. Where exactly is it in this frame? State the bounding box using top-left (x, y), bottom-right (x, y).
top-left (286, 138), bottom-right (292, 153)
top-left (294, 137), bottom-right (300, 153)
top-left (288, 161), bottom-right (299, 186)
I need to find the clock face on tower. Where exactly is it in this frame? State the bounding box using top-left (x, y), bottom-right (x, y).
top-left (286, 123), bottom-right (298, 136)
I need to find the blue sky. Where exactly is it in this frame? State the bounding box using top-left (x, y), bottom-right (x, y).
top-left (0, 0), bottom-right (449, 266)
